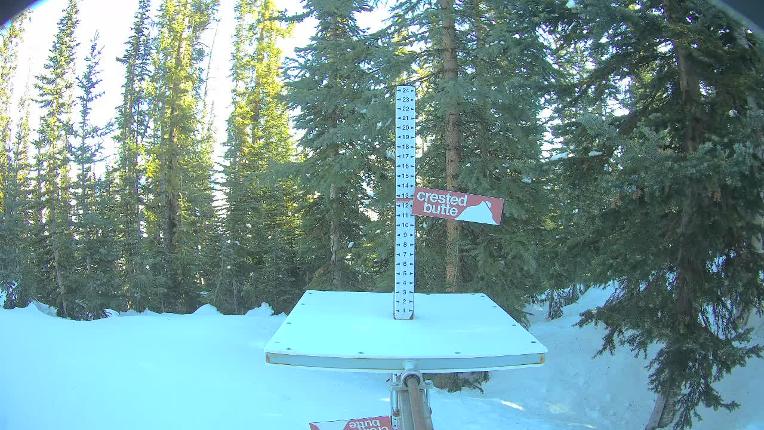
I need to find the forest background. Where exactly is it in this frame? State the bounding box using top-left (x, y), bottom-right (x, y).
top-left (1, 1), bottom-right (763, 429)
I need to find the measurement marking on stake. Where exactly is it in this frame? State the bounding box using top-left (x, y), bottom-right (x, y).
top-left (394, 86), bottom-right (416, 320)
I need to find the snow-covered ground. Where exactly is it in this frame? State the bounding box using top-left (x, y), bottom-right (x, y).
top-left (1, 288), bottom-right (762, 430)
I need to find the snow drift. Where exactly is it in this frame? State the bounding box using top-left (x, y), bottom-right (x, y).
top-left (0, 288), bottom-right (762, 430)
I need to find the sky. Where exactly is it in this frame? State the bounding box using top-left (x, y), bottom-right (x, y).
top-left (9, 0), bottom-right (387, 166)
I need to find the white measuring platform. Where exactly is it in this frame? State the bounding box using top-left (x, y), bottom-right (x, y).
top-left (264, 290), bottom-right (547, 373)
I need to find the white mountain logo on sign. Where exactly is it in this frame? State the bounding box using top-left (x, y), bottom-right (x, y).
top-left (456, 201), bottom-right (498, 225)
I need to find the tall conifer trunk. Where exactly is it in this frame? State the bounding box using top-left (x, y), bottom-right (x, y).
top-left (329, 182), bottom-right (341, 289)
top-left (329, 105), bottom-right (342, 290)
top-left (116, 0), bottom-right (151, 311)
top-left (53, 245), bottom-right (67, 316)
top-left (163, 15), bottom-right (188, 310)
top-left (439, 0), bottom-right (461, 291)
top-left (645, 2), bottom-right (707, 427)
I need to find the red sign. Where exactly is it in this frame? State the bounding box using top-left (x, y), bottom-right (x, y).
top-left (309, 416), bottom-right (392, 430)
top-left (412, 187), bottom-right (503, 225)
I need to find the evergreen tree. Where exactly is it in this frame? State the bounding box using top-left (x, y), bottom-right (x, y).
top-left (114, 0), bottom-right (154, 311)
top-left (145, 0), bottom-right (218, 313)
top-left (387, 0), bottom-right (554, 318)
top-left (84, 167), bottom-right (122, 316)
top-left (31, 0), bottom-right (79, 317)
top-left (383, 0), bottom-right (557, 392)
top-left (215, 0), bottom-right (252, 314)
top-left (0, 103), bottom-right (33, 309)
top-left (288, 0), bottom-right (391, 293)
top-left (1, 15), bottom-right (26, 206)
top-left (0, 13), bottom-right (28, 306)
top-left (215, 0), bottom-right (300, 314)
top-left (455, 0), bottom-right (556, 317)
top-left (548, 1), bottom-right (764, 428)
top-left (439, 0), bottom-right (461, 292)
top-left (69, 32), bottom-right (113, 319)
top-left (388, 0), bottom-right (464, 292)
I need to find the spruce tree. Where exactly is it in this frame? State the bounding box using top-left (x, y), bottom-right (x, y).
top-left (455, 0), bottom-right (556, 317)
top-left (145, 0), bottom-right (218, 313)
top-left (215, 0), bottom-right (253, 314)
top-left (288, 0), bottom-right (392, 293)
top-left (1, 15), bottom-right (26, 205)
top-left (387, 0), bottom-right (554, 318)
top-left (31, 0), bottom-right (79, 317)
top-left (389, 0), bottom-right (465, 292)
top-left (384, 0), bottom-right (557, 392)
top-left (216, 0), bottom-right (300, 314)
top-left (68, 32), bottom-right (113, 319)
top-left (0, 103), bottom-right (32, 308)
top-left (114, 0), bottom-right (154, 311)
top-left (84, 167), bottom-right (122, 316)
top-left (548, 1), bottom-right (764, 428)
top-left (439, 0), bottom-right (461, 291)
top-left (0, 13), bottom-right (28, 306)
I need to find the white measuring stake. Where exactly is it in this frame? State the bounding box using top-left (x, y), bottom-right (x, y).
top-left (394, 86), bottom-right (416, 320)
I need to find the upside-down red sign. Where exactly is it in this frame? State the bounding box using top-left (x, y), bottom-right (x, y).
top-left (412, 187), bottom-right (503, 225)
top-left (309, 416), bottom-right (392, 430)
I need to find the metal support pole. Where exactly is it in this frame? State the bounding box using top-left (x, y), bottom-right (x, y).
top-left (392, 380), bottom-right (414, 430)
top-left (391, 372), bottom-right (433, 430)
top-left (404, 374), bottom-right (433, 430)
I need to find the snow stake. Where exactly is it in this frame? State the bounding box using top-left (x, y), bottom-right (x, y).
top-left (394, 85), bottom-right (416, 320)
